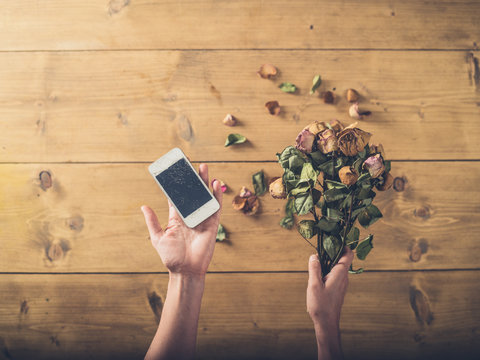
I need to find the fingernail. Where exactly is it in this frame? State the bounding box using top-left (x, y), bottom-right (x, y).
top-left (310, 254), bottom-right (318, 262)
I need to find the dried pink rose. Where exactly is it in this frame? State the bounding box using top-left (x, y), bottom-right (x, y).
top-left (295, 129), bottom-right (316, 154)
top-left (305, 121), bottom-right (328, 136)
top-left (363, 154), bottom-right (385, 178)
top-left (316, 128), bottom-right (338, 154)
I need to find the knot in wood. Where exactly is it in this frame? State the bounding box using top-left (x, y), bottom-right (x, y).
top-left (393, 176), bottom-right (405, 192)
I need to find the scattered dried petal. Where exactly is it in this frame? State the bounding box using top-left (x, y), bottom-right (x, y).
top-left (346, 88), bottom-right (360, 102)
top-left (239, 186), bottom-right (253, 198)
top-left (339, 166), bottom-right (359, 186)
top-left (323, 91), bottom-right (335, 104)
top-left (376, 172), bottom-right (394, 191)
top-left (363, 154), bottom-right (385, 178)
top-left (244, 196), bottom-right (260, 215)
top-left (349, 103), bottom-right (362, 120)
top-left (223, 114), bottom-right (237, 126)
top-left (265, 100), bottom-right (281, 115)
top-left (269, 177), bottom-right (286, 199)
top-left (257, 64), bottom-right (278, 79)
top-left (212, 179), bottom-right (227, 193)
top-left (295, 129), bottom-right (316, 154)
top-left (232, 195), bottom-right (247, 210)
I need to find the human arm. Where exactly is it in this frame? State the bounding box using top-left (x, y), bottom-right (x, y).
top-left (306, 247), bottom-right (354, 360)
top-left (141, 163), bottom-right (223, 360)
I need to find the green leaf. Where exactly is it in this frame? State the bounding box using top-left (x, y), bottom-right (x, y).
top-left (324, 235), bottom-right (342, 261)
top-left (341, 194), bottom-right (353, 209)
top-left (298, 220), bottom-right (316, 239)
top-left (310, 75), bottom-right (322, 94)
top-left (353, 158), bottom-right (364, 174)
top-left (225, 133), bottom-right (247, 147)
top-left (279, 82), bottom-right (297, 93)
top-left (356, 234), bottom-right (374, 260)
top-left (290, 183), bottom-right (310, 196)
top-left (317, 160), bottom-right (334, 177)
top-left (323, 188), bottom-right (346, 202)
top-left (252, 170), bottom-right (267, 196)
top-left (348, 265), bottom-right (364, 274)
top-left (356, 172), bottom-right (371, 184)
top-left (351, 206), bottom-right (366, 219)
top-left (335, 157), bottom-right (347, 170)
top-left (325, 180), bottom-right (347, 190)
top-left (384, 160), bottom-right (391, 173)
top-left (358, 205), bottom-right (383, 228)
top-left (309, 150), bottom-right (327, 166)
top-left (277, 146), bottom-right (305, 170)
top-left (327, 207), bottom-right (344, 221)
top-left (358, 145), bottom-right (370, 159)
top-left (283, 169), bottom-right (300, 193)
top-left (289, 155), bottom-right (306, 174)
top-left (294, 193), bottom-right (314, 215)
top-left (316, 217), bottom-right (339, 232)
top-left (216, 224), bottom-right (227, 242)
top-left (280, 216), bottom-right (294, 229)
top-left (356, 186), bottom-right (376, 200)
top-left (346, 227), bottom-right (360, 250)
top-left (285, 197), bottom-right (296, 217)
top-left (300, 163), bottom-right (318, 184)
top-left (312, 188), bottom-right (322, 206)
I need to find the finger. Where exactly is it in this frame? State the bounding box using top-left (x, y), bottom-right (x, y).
top-left (212, 179), bottom-right (223, 213)
top-left (141, 205), bottom-right (163, 240)
top-left (308, 254), bottom-right (324, 289)
top-left (199, 163), bottom-right (208, 186)
top-left (167, 200), bottom-right (181, 222)
top-left (326, 247), bottom-right (354, 285)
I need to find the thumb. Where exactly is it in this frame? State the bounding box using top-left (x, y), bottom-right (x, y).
top-left (308, 254), bottom-right (324, 289)
top-left (141, 205), bottom-right (163, 241)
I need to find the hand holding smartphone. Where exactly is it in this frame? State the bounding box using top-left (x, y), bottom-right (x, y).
top-left (148, 148), bottom-right (220, 228)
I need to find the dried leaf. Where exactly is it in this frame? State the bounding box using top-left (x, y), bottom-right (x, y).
top-left (252, 170), bottom-right (267, 196)
top-left (346, 89), bottom-right (359, 102)
top-left (356, 234), bottom-right (374, 260)
top-left (279, 82), bottom-right (297, 93)
top-left (310, 75), bottom-right (322, 95)
top-left (216, 224), bottom-right (227, 242)
top-left (298, 220), bottom-right (316, 239)
top-left (257, 64), bottom-right (277, 79)
top-left (280, 216), bottom-right (294, 229)
top-left (225, 133), bottom-right (247, 147)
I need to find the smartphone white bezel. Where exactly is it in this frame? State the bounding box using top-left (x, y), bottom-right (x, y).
top-left (148, 148), bottom-right (220, 228)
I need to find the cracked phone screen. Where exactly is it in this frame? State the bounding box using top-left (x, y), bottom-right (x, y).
top-left (156, 158), bottom-right (213, 218)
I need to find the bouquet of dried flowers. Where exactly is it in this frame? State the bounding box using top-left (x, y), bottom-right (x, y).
top-left (270, 120), bottom-right (393, 275)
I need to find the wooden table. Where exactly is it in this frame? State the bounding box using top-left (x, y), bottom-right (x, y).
top-left (0, 1), bottom-right (479, 359)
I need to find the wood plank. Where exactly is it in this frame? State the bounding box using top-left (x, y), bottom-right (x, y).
top-left (0, 272), bottom-right (478, 359)
top-left (0, 0), bottom-right (478, 50)
top-left (1, 161), bottom-right (479, 272)
top-left (0, 50), bottom-right (479, 162)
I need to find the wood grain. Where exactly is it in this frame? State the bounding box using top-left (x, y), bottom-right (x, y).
top-left (0, 0), bottom-right (478, 51)
top-left (0, 50), bottom-right (479, 162)
top-left (1, 161), bottom-right (478, 272)
top-left (0, 272), bottom-right (479, 360)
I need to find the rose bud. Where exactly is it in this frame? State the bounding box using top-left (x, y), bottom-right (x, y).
top-left (329, 119), bottom-right (344, 133)
top-left (223, 114), bottom-right (237, 126)
top-left (376, 172), bottom-right (393, 191)
top-left (337, 122), bottom-right (372, 156)
top-left (369, 143), bottom-right (386, 158)
top-left (269, 177), bottom-right (286, 199)
top-left (305, 121), bottom-right (327, 136)
top-left (257, 64), bottom-right (277, 79)
top-left (339, 166), bottom-right (359, 186)
top-left (239, 186), bottom-right (253, 198)
top-left (363, 154), bottom-right (385, 178)
top-left (316, 129), bottom-right (338, 153)
top-left (346, 88), bottom-right (360, 102)
top-left (295, 129), bottom-right (316, 154)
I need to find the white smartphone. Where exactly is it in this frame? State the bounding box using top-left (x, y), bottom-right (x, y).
top-left (148, 148), bottom-right (220, 228)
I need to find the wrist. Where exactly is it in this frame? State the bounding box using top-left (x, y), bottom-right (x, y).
top-left (313, 321), bottom-right (342, 359)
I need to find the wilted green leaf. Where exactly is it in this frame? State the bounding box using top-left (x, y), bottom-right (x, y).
top-left (325, 180), bottom-right (347, 190)
top-left (216, 224), bottom-right (227, 242)
top-left (384, 160), bottom-right (391, 173)
top-left (277, 146), bottom-right (305, 170)
top-left (283, 169), bottom-right (300, 193)
top-left (341, 194), bottom-right (353, 209)
top-left (358, 145), bottom-right (370, 159)
top-left (290, 183), bottom-right (310, 196)
top-left (358, 205), bottom-right (383, 228)
top-left (356, 172), bottom-right (371, 184)
top-left (327, 207), bottom-right (344, 221)
top-left (356, 234), bottom-right (374, 260)
top-left (310, 75), bottom-right (322, 94)
top-left (323, 188), bottom-right (346, 203)
top-left (280, 216), bottom-right (294, 229)
top-left (298, 220), bottom-right (316, 239)
top-left (317, 160), bottom-right (334, 177)
top-left (309, 150), bottom-right (327, 166)
top-left (294, 193), bottom-right (314, 215)
top-left (356, 185), bottom-right (376, 200)
top-left (316, 217), bottom-right (339, 232)
top-left (353, 158), bottom-right (364, 174)
top-left (324, 235), bottom-right (342, 261)
top-left (279, 82), bottom-right (297, 93)
top-left (289, 155), bottom-right (306, 174)
top-left (348, 265), bottom-right (364, 274)
top-left (252, 170), bottom-right (267, 196)
top-left (225, 133), bottom-right (247, 147)
top-left (285, 197), bottom-right (296, 217)
top-left (300, 163), bottom-right (318, 184)
top-left (312, 188), bottom-right (322, 206)
top-left (346, 227), bottom-right (360, 250)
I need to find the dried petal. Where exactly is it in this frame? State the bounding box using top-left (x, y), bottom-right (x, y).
top-left (376, 172), bottom-right (394, 191)
top-left (265, 100), bottom-right (281, 115)
top-left (232, 195), bottom-right (247, 210)
top-left (329, 119), bottom-right (344, 133)
top-left (346, 89), bottom-right (360, 102)
top-left (212, 179), bottom-right (227, 193)
top-left (257, 64), bottom-right (278, 79)
top-left (305, 121), bottom-right (327, 136)
top-left (349, 103), bottom-right (362, 120)
top-left (223, 114), bottom-right (237, 126)
top-left (339, 166), bottom-right (359, 186)
top-left (323, 91), bottom-right (335, 104)
top-left (369, 143), bottom-right (386, 158)
top-left (239, 186), bottom-right (253, 198)
top-left (269, 177), bottom-right (286, 199)
top-left (316, 129), bottom-right (338, 154)
top-left (337, 125), bottom-right (372, 157)
top-left (295, 129), bottom-right (316, 154)
top-left (244, 195), bottom-right (260, 215)
top-left (363, 154), bottom-right (385, 178)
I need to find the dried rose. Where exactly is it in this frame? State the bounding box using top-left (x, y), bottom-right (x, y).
top-left (329, 119), bottom-right (344, 133)
top-left (305, 121), bottom-right (327, 136)
top-left (223, 114), bottom-right (237, 126)
top-left (257, 64), bottom-right (277, 79)
top-left (212, 179), bottom-right (227, 193)
top-left (376, 172), bottom-right (393, 191)
top-left (369, 143), bottom-right (386, 158)
top-left (316, 129), bottom-right (338, 153)
top-left (323, 91), bottom-right (335, 104)
top-left (239, 186), bottom-right (253, 198)
top-left (339, 166), bottom-right (359, 186)
top-left (363, 154), bottom-right (385, 178)
top-left (295, 129), bottom-right (316, 154)
top-left (337, 122), bottom-right (372, 156)
top-left (265, 100), bottom-right (281, 115)
top-left (349, 103), bottom-right (371, 120)
top-left (269, 177), bottom-right (286, 199)
top-left (346, 89), bottom-right (359, 102)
